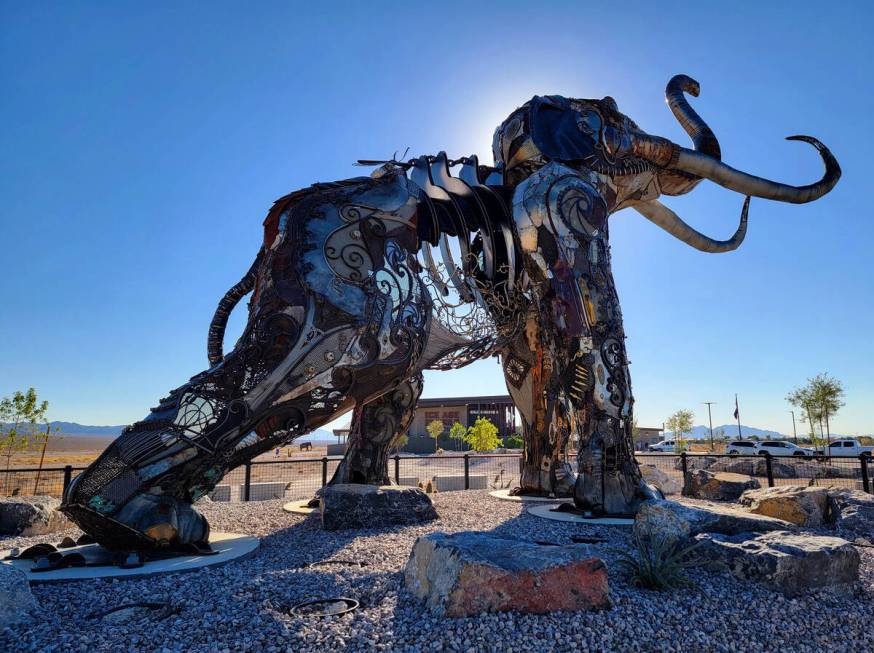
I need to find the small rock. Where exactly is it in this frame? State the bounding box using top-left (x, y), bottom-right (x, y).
top-left (739, 485), bottom-right (830, 527)
top-left (639, 465), bottom-right (681, 495)
top-left (404, 531), bottom-right (610, 616)
top-left (696, 530), bottom-right (860, 596)
top-left (0, 495), bottom-right (71, 536)
top-left (320, 484), bottom-right (437, 531)
top-left (0, 563), bottom-right (39, 627)
top-left (683, 470), bottom-right (760, 501)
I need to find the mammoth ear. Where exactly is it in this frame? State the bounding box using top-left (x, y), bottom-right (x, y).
top-left (529, 95), bottom-right (597, 162)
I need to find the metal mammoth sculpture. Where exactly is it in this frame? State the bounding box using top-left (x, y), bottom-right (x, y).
top-left (60, 75), bottom-right (839, 551)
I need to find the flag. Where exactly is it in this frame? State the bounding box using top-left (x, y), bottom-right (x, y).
top-left (733, 395), bottom-right (740, 420)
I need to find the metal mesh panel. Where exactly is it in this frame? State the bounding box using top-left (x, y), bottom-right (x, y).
top-left (71, 454), bottom-right (127, 502)
top-left (469, 455), bottom-right (521, 490)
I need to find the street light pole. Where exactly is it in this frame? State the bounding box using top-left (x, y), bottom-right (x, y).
top-left (703, 402), bottom-right (716, 451)
top-left (789, 410), bottom-right (798, 445)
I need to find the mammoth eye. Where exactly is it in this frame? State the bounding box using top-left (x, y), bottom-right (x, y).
top-left (576, 111), bottom-right (602, 137)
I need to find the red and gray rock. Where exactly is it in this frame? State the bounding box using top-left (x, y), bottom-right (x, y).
top-left (683, 469), bottom-right (760, 501)
top-left (696, 530), bottom-right (860, 596)
top-left (0, 496), bottom-right (71, 536)
top-left (404, 531), bottom-right (610, 616)
top-left (634, 499), bottom-right (794, 545)
top-left (319, 484), bottom-right (437, 531)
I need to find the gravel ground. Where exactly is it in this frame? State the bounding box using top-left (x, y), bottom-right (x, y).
top-left (2, 491), bottom-right (873, 653)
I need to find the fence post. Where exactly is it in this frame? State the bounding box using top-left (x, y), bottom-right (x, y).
top-left (243, 462), bottom-right (251, 501)
top-left (321, 457), bottom-right (328, 487)
top-left (765, 453), bottom-right (774, 488)
top-left (394, 455), bottom-right (400, 485)
top-left (860, 455), bottom-right (870, 494)
top-left (62, 465), bottom-right (73, 496)
top-left (680, 452), bottom-right (688, 493)
top-left (464, 454), bottom-right (470, 490)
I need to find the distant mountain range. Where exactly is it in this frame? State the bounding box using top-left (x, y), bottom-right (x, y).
top-left (665, 424), bottom-right (872, 440)
top-left (2, 421), bottom-right (338, 443)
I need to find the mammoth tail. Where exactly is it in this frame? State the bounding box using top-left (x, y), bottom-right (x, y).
top-left (207, 248), bottom-right (263, 366)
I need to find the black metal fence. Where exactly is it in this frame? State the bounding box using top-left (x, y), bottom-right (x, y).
top-left (637, 452), bottom-right (872, 495)
top-left (3, 451), bottom-right (870, 502)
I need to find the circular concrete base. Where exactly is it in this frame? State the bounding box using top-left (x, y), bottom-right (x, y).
top-left (283, 499), bottom-right (317, 515)
top-left (488, 489), bottom-right (565, 503)
top-left (1, 532), bottom-right (259, 584)
top-left (526, 504), bottom-right (634, 526)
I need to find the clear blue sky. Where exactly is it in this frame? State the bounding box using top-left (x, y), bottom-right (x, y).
top-left (2, 2), bottom-right (871, 436)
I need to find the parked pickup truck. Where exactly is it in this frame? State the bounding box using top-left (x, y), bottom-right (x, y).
top-left (819, 439), bottom-right (874, 457)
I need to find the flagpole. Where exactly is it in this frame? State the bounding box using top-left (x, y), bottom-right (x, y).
top-left (734, 394), bottom-right (742, 441)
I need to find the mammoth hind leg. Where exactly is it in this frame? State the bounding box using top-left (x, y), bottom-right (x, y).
top-left (327, 373), bottom-right (423, 486)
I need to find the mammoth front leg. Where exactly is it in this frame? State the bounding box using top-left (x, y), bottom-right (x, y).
top-left (502, 319), bottom-right (576, 497)
top-left (327, 373), bottom-right (423, 486)
top-left (510, 164), bottom-right (658, 512)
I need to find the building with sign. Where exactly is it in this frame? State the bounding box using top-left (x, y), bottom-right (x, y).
top-left (405, 395), bottom-right (517, 452)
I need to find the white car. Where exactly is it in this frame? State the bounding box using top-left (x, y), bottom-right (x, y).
top-left (821, 439), bottom-right (874, 458)
top-left (726, 440), bottom-right (759, 455)
top-left (757, 440), bottom-right (815, 457)
top-left (648, 439), bottom-right (678, 452)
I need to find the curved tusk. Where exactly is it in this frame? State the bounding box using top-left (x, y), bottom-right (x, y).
top-left (625, 132), bottom-right (840, 204)
top-left (665, 74), bottom-right (721, 161)
top-left (673, 136), bottom-right (840, 204)
top-left (633, 196), bottom-right (750, 253)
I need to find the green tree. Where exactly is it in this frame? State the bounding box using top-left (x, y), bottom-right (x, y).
top-left (464, 417), bottom-right (501, 452)
top-left (665, 410), bottom-right (694, 453)
top-left (1, 388), bottom-right (50, 495)
top-left (449, 421), bottom-right (466, 451)
top-left (393, 433), bottom-right (409, 452)
top-left (426, 419), bottom-right (444, 454)
top-left (505, 433), bottom-right (524, 449)
top-left (787, 372), bottom-right (846, 448)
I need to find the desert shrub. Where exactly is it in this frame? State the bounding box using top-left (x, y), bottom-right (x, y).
top-left (505, 434), bottom-right (524, 449)
top-left (614, 535), bottom-right (703, 590)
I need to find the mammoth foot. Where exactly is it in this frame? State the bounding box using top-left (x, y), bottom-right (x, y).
top-left (573, 474), bottom-right (664, 517)
top-left (516, 459), bottom-right (576, 498)
top-left (61, 493), bottom-right (210, 552)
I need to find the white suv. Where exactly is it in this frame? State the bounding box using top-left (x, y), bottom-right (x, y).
top-left (726, 440), bottom-right (759, 455)
top-left (649, 440), bottom-right (678, 452)
top-left (757, 440), bottom-right (815, 457)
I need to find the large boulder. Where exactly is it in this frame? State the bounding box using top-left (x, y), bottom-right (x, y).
top-left (672, 455), bottom-right (716, 472)
top-left (696, 531), bottom-right (859, 596)
top-left (709, 458), bottom-right (755, 476)
top-left (639, 464), bottom-right (681, 495)
top-left (0, 563), bottom-right (39, 627)
top-left (319, 484), bottom-right (437, 531)
top-left (739, 486), bottom-right (830, 527)
top-left (827, 489), bottom-right (874, 537)
top-left (0, 496), bottom-right (71, 536)
top-left (634, 499), bottom-right (794, 545)
top-left (683, 469), bottom-right (760, 501)
top-left (709, 457), bottom-right (795, 479)
top-left (404, 531), bottom-right (609, 617)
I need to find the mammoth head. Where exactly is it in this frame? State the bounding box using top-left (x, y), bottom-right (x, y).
top-left (494, 75), bottom-right (841, 253)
